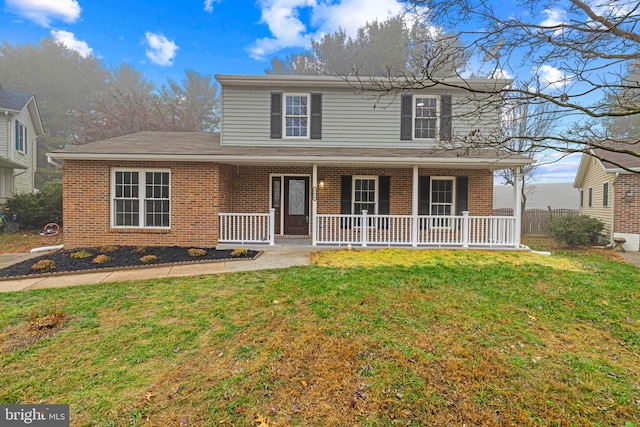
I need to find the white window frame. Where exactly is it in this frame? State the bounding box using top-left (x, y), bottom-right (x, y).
top-left (352, 176), bottom-right (378, 215)
top-left (413, 96), bottom-right (439, 140)
top-left (283, 93), bottom-right (310, 139)
top-left (111, 168), bottom-right (171, 229)
top-left (16, 121), bottom-right (26, 154)
top-left (430, 176), bottom-right (455, 228)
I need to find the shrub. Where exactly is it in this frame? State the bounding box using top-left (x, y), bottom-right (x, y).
top-left (93, 254), bottom-right (112, 264)
top-left (132, 246), bottom-right (147, 254)
top-left (31, 259), bottom-right (56, 272)
top-left (70, 250), bottom-right (92, 259)
top-left (231, 248), bottom-right (248, 258)
top-left (188, 248), bottom-right (207, 257)
top-left (140, 255), bottom-right (157, 264)
top-left (5, 180), bottom-right (62, 229)
top-left (99, 245), bottom-right (118, 253)
top-left (549, 214), bottom-right (604, 247)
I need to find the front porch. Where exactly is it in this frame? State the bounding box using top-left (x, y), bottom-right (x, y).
top-left (219, 163), bottom-right (526, 249)
top-left (219, 210), bottom-right (520, 248)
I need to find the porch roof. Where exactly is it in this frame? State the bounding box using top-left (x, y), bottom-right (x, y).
top-left (49, 131), bottom-right (533, 170)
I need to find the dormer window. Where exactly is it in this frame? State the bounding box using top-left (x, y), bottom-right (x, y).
top-left (284, 94), bottom-right (308, 138)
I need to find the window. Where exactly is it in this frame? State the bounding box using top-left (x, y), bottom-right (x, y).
top-left (414, 96), bottom-right (438, 139)
top-left (588, 187), bottom-right (593, 207)
top-left (112, 169), bottom-right (170, 228)
top-left (15, 121), bottom-right (26, 153)
top-left (431, 177), bottom-right (454, 227)
top-left (603, 183), bottom-right (609, 207)
top-left (353, 177), bottom-right (377, 214)
top-left (284, 94), bottom-right (308, 137)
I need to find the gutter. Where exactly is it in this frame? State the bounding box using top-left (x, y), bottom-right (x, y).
top-left (47, 152), bottom-right (533, 169)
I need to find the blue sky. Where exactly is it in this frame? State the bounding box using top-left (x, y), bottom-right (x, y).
top-left (0, 0), bottom-right (581, 182)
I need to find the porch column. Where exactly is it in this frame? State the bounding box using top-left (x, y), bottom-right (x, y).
top-left (312, 163), bottom-right (318, 246)
top-left (514, 167), bottom-right (523, 248)
top-left (412, 165), bottom-right (419, 247)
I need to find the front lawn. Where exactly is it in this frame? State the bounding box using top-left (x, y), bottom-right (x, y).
top-left (0, 247), bottom-right (638, 426)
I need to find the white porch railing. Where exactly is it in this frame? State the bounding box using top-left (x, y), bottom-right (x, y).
top-left (218, 210), bottom-right (518, 248)
top-left (316, 211), bottom-right (518, 248)
top-left (219, 209), bottom-right (275, 245)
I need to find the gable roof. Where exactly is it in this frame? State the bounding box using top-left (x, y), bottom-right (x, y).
top-left (0, 88), bottom-right (34, 112)
top-left (0, 88), bottom-right (45, 135)
top-left (49, 131), bottom-right (533, 170)
top-left (574, 140), bottom-right (640, 187)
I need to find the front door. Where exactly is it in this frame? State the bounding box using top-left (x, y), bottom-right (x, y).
top-left (283, 177), bottom-right (309, 235)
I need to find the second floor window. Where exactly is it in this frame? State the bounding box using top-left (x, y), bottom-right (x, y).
top-left (16, 121), bottom-right (26, 153)
top-left (414, 97), bottom-right (438, 139)
top-left (285, 94), bottom-right (308, 137)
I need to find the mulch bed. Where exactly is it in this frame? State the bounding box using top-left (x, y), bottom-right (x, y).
top-left (0, 246), bottom-right (260, 279)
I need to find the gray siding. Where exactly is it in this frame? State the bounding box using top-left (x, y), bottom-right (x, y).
top-left (221, 85), bottom-right (501, 148)
top-left (0, 117), bottom-right (8, 159)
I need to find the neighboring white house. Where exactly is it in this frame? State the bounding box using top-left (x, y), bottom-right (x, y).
top-left (0, 84), bottom-right (44, 204)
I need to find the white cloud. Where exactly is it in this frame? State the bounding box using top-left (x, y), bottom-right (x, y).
top-left (248, 0), bottom-right (405, 60)
top-left (535, 64), bottom-right (570, 90)
top-left (540, 8), bottom-right (566, 27)
top-left (51, 30), bottom-right (93, 57)
top-left (5, 0), bottom-right (81, 27)
top-left (311, 0), bottom-right (404, 36)
top-left (204, 0), bottom-right (222, 13)
top-left (144, 32), bottom-right (179, 66)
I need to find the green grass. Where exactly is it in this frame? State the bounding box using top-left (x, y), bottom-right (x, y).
top-left (0, 247), bottom-right (638, 426)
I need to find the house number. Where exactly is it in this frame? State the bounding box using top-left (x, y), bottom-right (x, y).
top-left (312, 186), bottom-right (317, 201)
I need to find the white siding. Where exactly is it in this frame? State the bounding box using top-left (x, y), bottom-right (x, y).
top-left (8, 108), bottom-right (37, 194)
top-left (221, 85), bottom-right (502, 148)
top-left (0, 117), bottom-right (8, 158)
top-left (578, 156), bottom-right (614, 239)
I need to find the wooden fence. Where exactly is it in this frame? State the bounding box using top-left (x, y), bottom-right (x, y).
top-left (493, 208), bottom-right (579, 235)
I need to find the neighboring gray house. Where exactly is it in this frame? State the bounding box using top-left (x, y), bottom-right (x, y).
top-left (493, 183), bottom-right (580, 210)
top-left (50, 75), bottom-right (533, 249)
top-left (0, 84), bottom-right (44, 203)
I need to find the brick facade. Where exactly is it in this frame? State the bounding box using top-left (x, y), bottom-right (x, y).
top-left (63, 161), bottom-right (495, 248)
top-left (613, 174), bottom-right (640, 235)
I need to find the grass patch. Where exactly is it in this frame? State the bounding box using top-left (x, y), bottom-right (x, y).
top-left (0, 248), bottom-right (638, 426)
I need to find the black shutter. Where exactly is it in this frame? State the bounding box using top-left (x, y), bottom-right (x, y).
top-left (439, 94), bottom-right (452, 141)
top-left (378, 176), bottom-right (390, 229)
top-left (270, 92), bottom-right (282, 139)
top-left (310, 93), bottom-right (322, 139)
top-left (400, 94), bottom-right (413, 140)
top-left (418, 176), bottom-right (430, 215)
top-left (340, 176), bottom-right (352, 229)
top-left (456, 176), bottom-right (468, 215)
top-left (340, 176), bottom-right (352, 214)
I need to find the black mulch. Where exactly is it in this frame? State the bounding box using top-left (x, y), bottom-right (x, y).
top-left (0, 246), bottom-right (259, 279)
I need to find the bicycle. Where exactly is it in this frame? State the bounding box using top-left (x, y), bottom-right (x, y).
top-left (0, 214), bottom-right (19, 233)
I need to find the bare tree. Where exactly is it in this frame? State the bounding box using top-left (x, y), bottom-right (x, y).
top-left (499, 91), bottom-right (560, 212)
top-left (358, 0), bottom-right (640, 167)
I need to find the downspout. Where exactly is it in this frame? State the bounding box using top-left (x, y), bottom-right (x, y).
top-left (611, 172), bottom-right (618, 246)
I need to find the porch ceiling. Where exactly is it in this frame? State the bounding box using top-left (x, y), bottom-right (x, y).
top-left (49, 131), bottom-right (533, 170)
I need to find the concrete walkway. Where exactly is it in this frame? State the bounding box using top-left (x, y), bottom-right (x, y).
top-left (0, 245), bottom-right (318, 293)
